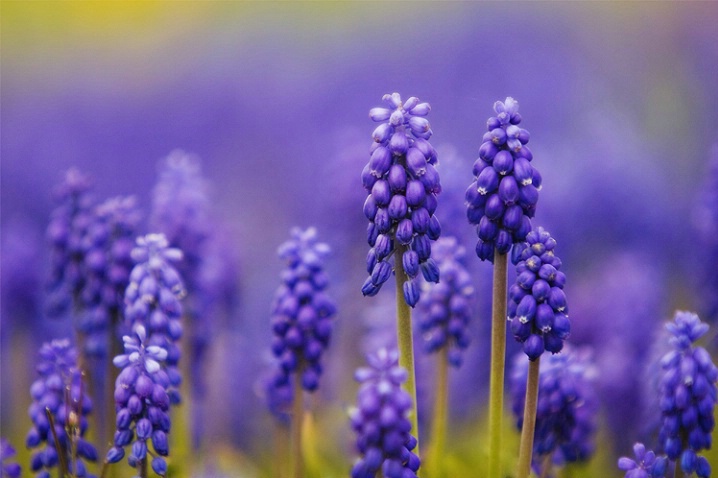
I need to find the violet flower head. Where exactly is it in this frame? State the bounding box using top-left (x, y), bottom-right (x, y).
top-left (79, 196), bottom-right (141, 357)
top-left (510, 347), bottom-right (597, 472)
top-left (269, 227), bottom-right (336, 393)
top-left (658, 311), bottom-right (716, 476)
top-left (416, 236), bottom-right (474, 367)
top-left (107, 325), bottom-right (171, 476)
top-left (26, 339), bottom-right (97, 478)
top-left (465, 97), bottom-right (539, 262)
top-left (124, 234), bottom-right (185, 405)
top-left (361, 92), bottom-right (442, 307)
top-left (46, 168), bottom-right (94, 317)
top-left (618, 443), bottom-right (668, 478)
top-left (1, 438), bottom-right (21, 478)
top-left (349, 348), bottom-right (420, 478)
top-left (508, 227), bottom-right (569, 361)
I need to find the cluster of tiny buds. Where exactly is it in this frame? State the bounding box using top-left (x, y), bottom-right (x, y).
top-left (508, 227), bottom-right (570, 361)
top-left (465, 97), bottom-right (541, 262)
top-left (362, 92), bottom-right (442, 307)
top-left (1, 438), bottom-right (21, 478)
top-left (618, 443), bottom-right (669, 478)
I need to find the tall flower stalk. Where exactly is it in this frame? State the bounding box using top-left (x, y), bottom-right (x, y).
top-left (465, 97), bottom-right (539, 476)
top-left (362, 92), bottom-right (442, 451)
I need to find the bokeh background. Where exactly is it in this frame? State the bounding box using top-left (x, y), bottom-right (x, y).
top-left (2, 2), bottom-right (718, 476)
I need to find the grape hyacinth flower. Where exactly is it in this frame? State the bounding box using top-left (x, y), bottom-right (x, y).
top-left (26, 339), bottom-right (98, 478)
top-left (508, 226), bottom-right (570, 361)
top-left (124, 234), bottom-right (185, 405)
top-left (349, 348), bottom-right (421, 478)
top-left (511, 347), bottom-right (598, 476)
top-left (658, 311), bottom-right (716, 476)
top-left (465, 97), bottom-right (539, 263)
top-left (618, 443), bottom-right (668, 478)
top-left (106, 325), bottom-right (171, 476)
top-left (1, 438), bottom-right (21, 478)
top-left (361, 92), bottom-right (441, 307)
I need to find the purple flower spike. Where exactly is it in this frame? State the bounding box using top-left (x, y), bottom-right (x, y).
top-left (26, 339), bottom-right (97, 478)
top-left (1, 438), bottom-right (21, 478)
top-left (349, 349), bottom-right (420, 478)
top-left (125, 234), bottom-right (185, 404)
top-left (416, 237), bottom-right (474, 367)
top-left (658, 311), bottom-right (717, 473)
top-left (466, 97), bottom-right (539, 262)
top-left (618, 443), bottom-right (668, 478)
top-left (510, 347), bottom-right (597, 472)
top-left (109, 325), bottom-right (171, 476)
top-left (508, 227), bottom-right (568, 360)
top-left (362, 93), bottom-right (442, 307)
top-left (269, 227), bottom-right (336, 394)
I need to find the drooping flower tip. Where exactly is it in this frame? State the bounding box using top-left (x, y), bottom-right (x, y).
top-left (666, 310), bottom-right (709, 349)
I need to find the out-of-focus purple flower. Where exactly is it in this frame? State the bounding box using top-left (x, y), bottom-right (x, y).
top-left (466, 97), bottom-right (539, 262)
top-left (361, 92), bottom-right (441, 307)
top-left (416, 236), bottom-right (474, 367)
top-left (26, 339), bottom-right (97, 478)
top-left (617, 443), bottom-right (668, 478)
top-left (658, 311), bottom-right (716, 476)
top-left (349, 348), bottom-right (420, 478)
top-left (1, 438), bottom-right (21, 478)
top-left (1, 219), bottom-right (42, 325)
top-left (269, 227), bottom-right (336, 393)
top-left (78, 196), bottom-right (141, 357)
top-left (108, 325), bottom-right (171, 476)
top-left (510, 347), bottom-right (597, 472)
top-left (508, 227), bottom-right (569, 361)
top-left (124, 234), bottom-right (184, 405)
top-left (46, 168), bottom-right (94, 317)
top-left (693, 145), bottom-right (718, 325)
top-left (264, 374), bottom-right (293, 425)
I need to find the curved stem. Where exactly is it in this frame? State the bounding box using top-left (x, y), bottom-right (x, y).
top-left (429, 346), bottom-right (449, 478)
top-left (539, 452), bottom-right (553, 478)
top-left (517, 357), bottom-right (542, 478)
top-left (394, 243), bottom-right (420, 454)
top-left (45, 408), bottom-right (69, 478)
top-left (291, 371), bottom-right (304, 478)
top-left (488, 251), bottom-right (508, 478)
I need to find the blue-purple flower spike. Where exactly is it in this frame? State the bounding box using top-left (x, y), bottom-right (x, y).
top-left (349, 348), bottom-right (421, 478)
top-left (270, 227), bottom-right (336, 392)
top-left (1, 438), bottom-right (22, 478)
top-left (26, 339), bottom-right (98, 478)
top-left (508, 227), bottom-right (569, 361)
top-left (618, 443), bottom-right (669, 478)
top-left (124, 234), bottom-right (185, 405)
top-left (658, 311), bottom-right (716, 477)
top-left (362, 92), bottom-right (442, 307)
top-left (416, 236), bottom-right (474, 367)
top-left (466, 97), bottom-right (539, 262)
top-left (107, 325), bottom-right (171, 476)
top-left (510, 348), bottom-right (597, 472)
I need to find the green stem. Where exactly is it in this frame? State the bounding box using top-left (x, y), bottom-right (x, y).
top-left (139, 457), bottom-right (148, 478)
top-left (517, 357), bottom-right (542, 478)
top-left (45, 408), bottom-right (69, 478)
top-left (394, 243), bottom-right (420, 454)
top-left (488, 251), bottom-right (508, 478)
top-left (539, 453), bottom-right (553, 478)
top-left (292, 371), bottom-right (304, 478)
top-left (429, 346), bottom-right (449, 478)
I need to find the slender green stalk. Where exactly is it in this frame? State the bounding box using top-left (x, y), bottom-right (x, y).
top-left (100, 461), bottom-right (111, 478)
top-left (488, 251), bottom-right (508, 478)
top-left (292, 370), bottom-right (304, 478)
top-left (539, 453), bottom-right (553, 478)
top-left (45, 408), bottom-right (69, 478)
top-left (517, 357), bottom-right (542, 478)
top-left (139, 457), bottom-right (148, 478)
top-left (274, 421), bottom-right (290, 478)
top-left (429, 346), bottom-right (449, 478)
top-left (394, 243), bottom-right (420, 454)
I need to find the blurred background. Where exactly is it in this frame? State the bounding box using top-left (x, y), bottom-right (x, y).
top-left (2, 2), bottom-right (718, 476)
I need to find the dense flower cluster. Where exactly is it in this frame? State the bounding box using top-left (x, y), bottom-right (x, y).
top-left (124, 234), bottom-right (185, 405)
top-left (269, 227), bottom-right (336, 392)
top-left (510, 348), bottom-right (597, 470)
top-left (508, 227), bottom-right (570, 360)
top-left (349, 349), bottom-right (420, 478)
top-left (79, 196), bottom-right (141, 357)
top-left (361, 92), bottom-right (441, 307)
top-left (1, 439), bottom-right (21, 478)
top-left (26, 340), bottom-right (97, 478)
top-left (416, 236), bottom-right (474, 367)
top-left (465, 97), bottom-right (540, 262)
top-left (618, 443), bottom-right (668, 478)
top-left (106, 326), bottom-right (171, 476)
top-left (46, 169), bottom-right (94, 317)
top-left (658, 311), bottom-right (716, 476)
